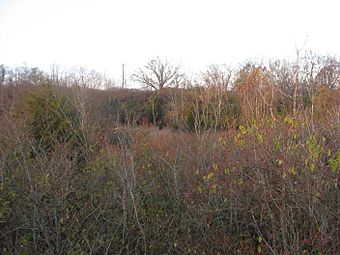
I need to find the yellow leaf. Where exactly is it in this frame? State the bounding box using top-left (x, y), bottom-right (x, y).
top-left (206, 172), bottom-right (214, 181)
top-left (210, 184), bottom-right (218, 193)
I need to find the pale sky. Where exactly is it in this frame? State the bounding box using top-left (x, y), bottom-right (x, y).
top-left (0, 0), bottom-right (339, 83)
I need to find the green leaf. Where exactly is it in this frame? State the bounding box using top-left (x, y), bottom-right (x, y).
top-left (258, 236), bottom-right (263, 243)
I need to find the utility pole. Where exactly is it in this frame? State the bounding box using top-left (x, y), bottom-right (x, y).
top-left (122, 63), bottom-right (125, 89)
top-left (0, 67), bottom-right (4, 111)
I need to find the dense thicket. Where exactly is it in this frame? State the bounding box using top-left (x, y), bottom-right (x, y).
top-left (0, 54), bottom-right (339, 254)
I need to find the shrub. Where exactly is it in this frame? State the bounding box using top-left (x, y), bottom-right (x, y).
top-left (21, 84), bottom-right (81, 153)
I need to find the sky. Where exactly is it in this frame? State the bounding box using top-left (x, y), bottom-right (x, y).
top-left (0, 0), bottom-right (340, 85)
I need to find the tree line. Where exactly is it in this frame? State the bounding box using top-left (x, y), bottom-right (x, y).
top-left (1, 52), bottom-right (340, 133)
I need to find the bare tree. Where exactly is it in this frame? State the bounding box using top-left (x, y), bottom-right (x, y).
top-left (315, 57), bottom-right (340, 89)
top-left (131, 57), bottom-right (183, 90)
top-left (201, 64), bottom-right (232, 89)
top-left (201, 65), bottom-right (232, 130)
